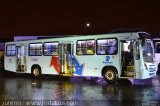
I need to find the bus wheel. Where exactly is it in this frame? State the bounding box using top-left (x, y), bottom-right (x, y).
top-left (103, 67), bottom-right (118, 83)
top-left (31, 66), bottom-right (41, 77)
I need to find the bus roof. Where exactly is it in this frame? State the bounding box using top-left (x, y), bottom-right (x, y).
top-left (6, 31), bottom-right (149, 43)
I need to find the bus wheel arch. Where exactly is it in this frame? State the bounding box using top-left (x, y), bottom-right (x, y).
top-left (102, 66), bottom-right (118, 83)
top-left (31, 64), bottom-right (42, 77)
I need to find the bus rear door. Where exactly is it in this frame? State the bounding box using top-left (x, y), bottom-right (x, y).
top-left (16, 46), bottom-right (26, 72)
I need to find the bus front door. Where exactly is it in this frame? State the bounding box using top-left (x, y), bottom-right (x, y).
top-left (16, 46), bottom-right (26, 72)
top-left (58, 43), bottom-right (74, 75)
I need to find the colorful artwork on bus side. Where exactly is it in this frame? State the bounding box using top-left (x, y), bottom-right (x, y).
top-left (50, 56), bottom-right (84, 75)
top-left (73, 57), bottom-right (84, 75)
top-left (50, 56), bottom-right (59, 73)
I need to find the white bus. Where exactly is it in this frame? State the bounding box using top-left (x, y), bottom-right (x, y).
top-left (153, 38), bottom-right (160, 74)
top-left (4, 32), bottom-right (157, 83)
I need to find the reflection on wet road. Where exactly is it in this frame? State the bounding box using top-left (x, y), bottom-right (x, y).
top-left (0, 72), bottom-right (160, 106)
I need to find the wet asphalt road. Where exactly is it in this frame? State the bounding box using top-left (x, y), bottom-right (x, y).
top-left (0, 71), bottom-right (160, 106)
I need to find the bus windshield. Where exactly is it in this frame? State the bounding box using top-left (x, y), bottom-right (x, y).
top-left (142, 40), bottom-right (154, 62)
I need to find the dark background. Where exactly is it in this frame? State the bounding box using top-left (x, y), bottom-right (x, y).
top-left (0, 1), bottom-right (160, 40)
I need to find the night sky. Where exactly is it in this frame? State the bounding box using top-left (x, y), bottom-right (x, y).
top-left (0, 1), bottom-right (160, 40)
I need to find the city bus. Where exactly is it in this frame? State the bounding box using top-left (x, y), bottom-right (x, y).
top-left (153, 38), bottom-right (160, 74)
top-left (4, 32), bottom-right (157, 83)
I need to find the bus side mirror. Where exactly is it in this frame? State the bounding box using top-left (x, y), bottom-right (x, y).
top-left (136, 42), bottom-right (140, 60)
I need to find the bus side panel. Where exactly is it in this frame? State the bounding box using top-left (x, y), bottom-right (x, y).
top-left (26, 56), bottom-right (59, 75)
top-left (4, 56), bottom-right (16, 72)
top-left (74, 54), bottom-right (120, 77)
top-left (73, 55), bottom-right (101, 77)
top-left (155, 53), bottom-right (160, 67)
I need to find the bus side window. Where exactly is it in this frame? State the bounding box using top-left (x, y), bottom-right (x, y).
top-left (86, 48), bottom-right (94, 54)
top-left (156, 43), bottom-right (160, 53)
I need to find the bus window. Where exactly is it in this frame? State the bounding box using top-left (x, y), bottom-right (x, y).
top-left (142, 40), bottom-right (154, 62)
top-left (77, 40), bottom-right (95, 55)
top-left (97, 38), bottom-right (117, 55)
top-left (6, 44), bottom-right (16, 56)
top-left (44, 42), bottom-right (59, 56)
top-left (29, 43), bottom-right (42, 56)
top-left (155, 42), bottom-right (160, 53)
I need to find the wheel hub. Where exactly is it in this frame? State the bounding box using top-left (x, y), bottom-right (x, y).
top-left (33, 68), bottom-right (39, 76)
top-left (105, 70), bottom-right (115, 80)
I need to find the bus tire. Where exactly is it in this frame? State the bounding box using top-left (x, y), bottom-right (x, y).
top-left (102, 67), bottom-right (118, 84)
top-left (31, 65), bottom-right (41, 77)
